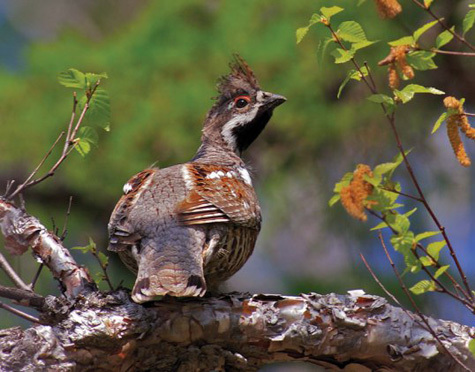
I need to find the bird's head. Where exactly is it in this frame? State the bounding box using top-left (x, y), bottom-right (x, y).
top-left (201, 55), bottom-right (286, 155)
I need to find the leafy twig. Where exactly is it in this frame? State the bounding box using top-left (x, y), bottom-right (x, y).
top-left (411, 0), bottom-right (475, 52)
top-left (378, 233), bottom-right (471, 372)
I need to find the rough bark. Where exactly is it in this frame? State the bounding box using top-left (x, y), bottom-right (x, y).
top-left (0, 290), bottom-right (473, 371)
top-left (1, 196), bottom-right (474, 371)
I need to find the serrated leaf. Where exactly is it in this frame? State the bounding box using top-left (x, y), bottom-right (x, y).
top-left (367, 94), bottom-right (393, 104)
top-left (337, 21), bottom-right (368, 43)
top-left (296, 27), bottom-right (310, 44)
top-left (320, 6), bottom-right (344, 19)
top-left (351, 40), bottom-right (377, 51)
top-left (331, 48), bottom-right (355, 64)
top-left (407, 51), bottom-right (437, 71)
top-left (391, 231), bottom-right (419, 271)
top-left (409, 279), bottom-right (436, 295)
top-left (463, 10), bottom-right (475, 36)
top-left (434, 265), bottom-right (450, 279)
top-left (85, 72), bottom-right (108, 88)
top-left (435, 27), bottom-right (455, 48)
top-left (427, 240), bottom-right (446, 261)
top-left (415, 231), bottom-right (441, 242)
top-left (432, 112), bottom-right (447, 134)
top-left (388, 36), bottom-right (415, 47)
top-left (413, 20), bottom-right (439, 41)
top-left (58, 68), bottom-right (87, 89)
top-left (79, 88), bottom-right (111, 130)
top-left (424, 0), bottom-right (434, 8)
top-left (329, 194), bottom-right (341, 207)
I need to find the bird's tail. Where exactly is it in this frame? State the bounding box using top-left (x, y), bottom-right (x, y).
top-left (131, 239), bottom-right (207, 303)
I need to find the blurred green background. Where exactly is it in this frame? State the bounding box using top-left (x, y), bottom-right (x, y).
top-left (0, 0), bottom-right (474, 352)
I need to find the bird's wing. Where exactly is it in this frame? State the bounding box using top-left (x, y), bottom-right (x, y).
top-left (108, 169), bottom-right (155, 252)
top-left (176, 163), bottom-right (261, 228)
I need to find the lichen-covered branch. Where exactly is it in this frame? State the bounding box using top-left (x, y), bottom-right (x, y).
top-left (0, 199), bottom-right (95, 298)
top-left (0, 290), bottom-right (473, 371)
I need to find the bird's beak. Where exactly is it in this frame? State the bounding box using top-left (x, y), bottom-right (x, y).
top-left (260, 92), bottom-right (287, 110)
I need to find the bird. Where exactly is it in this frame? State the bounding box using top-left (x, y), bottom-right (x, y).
top-left (108, 55), bottom-right (286, 303)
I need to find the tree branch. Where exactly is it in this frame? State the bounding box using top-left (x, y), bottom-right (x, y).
top-left (0, 199), bottom-right (96, 298)
top-left (0, 290), bottom-right (472, 371)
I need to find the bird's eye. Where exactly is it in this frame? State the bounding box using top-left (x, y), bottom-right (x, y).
top-left (234, 95), bottom-right (250, 108)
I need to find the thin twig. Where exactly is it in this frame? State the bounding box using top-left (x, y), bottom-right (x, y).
top-left (364, 61), bottom-right (377, 91)
top-left (0, 252), bottom-right (31, 291)
top-left (7, 132), bottom-right (65, 200)
top-left (411, 0), bottom-right (475, 52)
top-left (430, 49), bottom-right (475, 57)
top-left (380, 186), bottom-right (423, 202)
top-left (378, 233), bottom-right (470, 371)
top-left (359, 252), bottom-right (406, 309)
top-left (0, 284), bottom-right (45, 309)
top-left (63, 92), bottom-right (78, 154)
top-left (30, 264), bottom-right (44, 291)
top-left (60, 196), bottom-right (73, 241)
top-left (0, 301), bottom-right (43, 324)
top-left (464, 112), bottom-right (475, 117)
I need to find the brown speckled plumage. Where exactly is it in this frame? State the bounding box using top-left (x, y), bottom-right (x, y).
top-left (108, 56), bottom-right (285, 303)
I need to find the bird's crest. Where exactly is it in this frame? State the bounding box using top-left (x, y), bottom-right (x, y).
top-left (216, 55), bottom-right (260, 98)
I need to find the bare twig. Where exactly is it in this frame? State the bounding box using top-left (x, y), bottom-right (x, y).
top-left (0, 301), bottom-right (43, 324)
top-left (379, 233), bottom-right (470, 371)
top-left (91, 250), bottom-right (114, 291)
top-left (359, 252), bottom-right (406, 309)
top-left (30, 264), bottom-right (44, 291)
top-left (430, 49), bottom-right (475, 57)
top-left (0, 252), bottom-right (30, 291)
top-left (380, 186), bottom-right (423, 202)
top-left (0, 284), bottom-right (45, 309)
top-left (60, 196), bottom-right (73, 241)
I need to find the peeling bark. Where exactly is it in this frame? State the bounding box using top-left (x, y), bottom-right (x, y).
top-left (0, 199), bottom-right (95, 298)
top-left (0, 290), bottom-right (473, 371)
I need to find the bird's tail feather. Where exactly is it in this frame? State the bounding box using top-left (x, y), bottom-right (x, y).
top-left (131, 240), bottom-right (206, 303)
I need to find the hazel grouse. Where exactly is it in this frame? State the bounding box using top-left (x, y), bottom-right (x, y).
top-left (108, 56), bottom-right (286, 303)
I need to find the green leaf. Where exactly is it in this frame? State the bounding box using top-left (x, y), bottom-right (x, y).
top-left (409, 279), bottom-right (436, 295)
top-left (434, 265), bottom-right (449, 279)
top-left (337, 67), bottom-right (369, 99)
top-left (415, 231), bottom-right (440, 242)
top-left (394, 84), bottom-right (444, 104)
top-left (419, 255), bottom-right (434, 266)
top-left (320, 6), bottom-right (344, 20)
top-left (97, 251), bottom-right (109, 267)
top-left (463, 10), bottom-right (475, 36)
top-left (388, 36), bottom-right (415, 47)
top-left (331, 48), bottom-right (355, 64)
top-left (58, 68), bottom-right (87, 89)
top-left (337, 21), bottom-right (368, 43)
top-left (413, 20), bottom-right (439, 41)
top-left (351, 40), bottom-right (377, 51)
top-left (424, 0), bottom-right (434, 8)
top-left (72, 237), bottom-right (96, 254)
top-left (367, 94), bottom-right (394, 105)
top-left (435, 27), bottom-right (455, 48)
top-left (371, 220), bottom-right (389, 231)
top-left (296, 27), bottom-right (310, 44)
top-left (427, 240), bottom-right (446, 261)
top-left (74, 127), bottom-right (98, 157)
top-left (407, 51), bottom-right (437, 70)
top-left (80, 88), bottom-right (111, 130)
top-left (432, 112), bottom-right (447, 134)
top-left (469, 339), bottom-right (475, 357)
top-left (391, 231), bottom-right (419, 271)
top-left (333, 172), bottom-right (353, 192)
top-left (329, 194), bottom-right (341, 207)
top-left (85, 72), bottom-right (108, 88)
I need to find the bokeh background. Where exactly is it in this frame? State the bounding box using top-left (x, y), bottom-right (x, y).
top-left (0, 0), bottom-right (474, 368)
